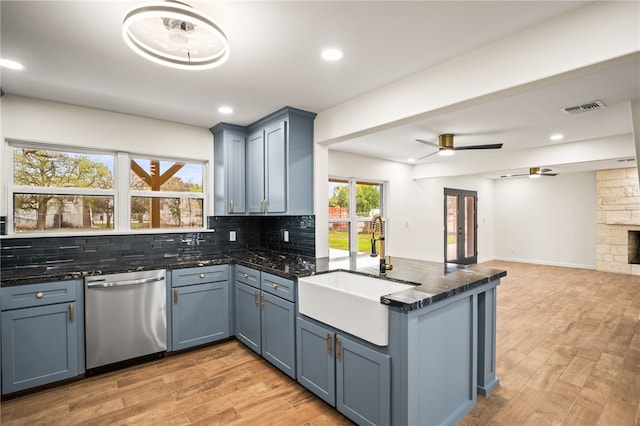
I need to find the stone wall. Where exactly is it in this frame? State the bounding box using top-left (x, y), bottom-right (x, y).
top-left (596, 167), bottom-right (640, 275)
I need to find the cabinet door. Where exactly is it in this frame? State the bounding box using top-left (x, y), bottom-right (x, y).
top-left (261, 292), bottom-right (295, 378)
top-left (296, 316), bottom-right (335, 405)
top-left (226, 132), bottom-right (246, 214)
top-left (171, 282), bottom-right (230, 351)
top-left (246, 130), bottom-right (265, 213)
top-left (336, 334), bottom-right (391, 426)
top-left (263, 120), bottom-right (286, 213)
top-left (2, 303), bottom-right (78, 394)
top-left (234, 281), bottom-right (261, 353)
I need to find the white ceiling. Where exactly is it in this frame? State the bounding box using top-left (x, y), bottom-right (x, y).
top-left (1, 1), bottom-right (639, 179)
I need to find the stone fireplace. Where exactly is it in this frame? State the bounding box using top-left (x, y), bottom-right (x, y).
top-left (596, 167), bottom-right (640, 275)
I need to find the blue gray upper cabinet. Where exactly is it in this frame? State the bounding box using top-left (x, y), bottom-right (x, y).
top-left (211, 123), bottom-right (246, 215)
top-left (210, 107), bottom-right (316, 216)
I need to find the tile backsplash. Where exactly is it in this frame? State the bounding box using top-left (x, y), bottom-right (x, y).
top-left (0, 215), bottom-right (315, 269)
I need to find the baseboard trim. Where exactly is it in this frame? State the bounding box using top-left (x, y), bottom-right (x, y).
top-left (493, 256), bottom-right (596, 270)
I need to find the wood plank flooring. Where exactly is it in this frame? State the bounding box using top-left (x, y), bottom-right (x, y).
top-left (1, 261), bottom-right (639, 425)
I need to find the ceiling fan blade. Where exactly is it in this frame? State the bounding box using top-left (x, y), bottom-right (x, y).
top-left (500, 173), bottom-right (529, 178)
top-left (541, 173), bottom-right (558, 177)
top-left (416, 150), bottom-right (440, 161)
top-left (415, 139), bottom-right (440, 149)
top-left (540, 168), bottom-right (553, 173)
top-left (453, 143), bottom-right (503, 151)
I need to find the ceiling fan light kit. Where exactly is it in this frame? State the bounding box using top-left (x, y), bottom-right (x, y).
top-left (415, 133), bottom-right (502, 160)
top-left (122, 0), bottom-right (230, 70)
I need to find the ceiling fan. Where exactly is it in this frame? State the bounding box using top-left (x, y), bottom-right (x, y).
top-left (415, 134), bottom-right (503, 160)
top-left (500, 167), bottom-right (558, 178)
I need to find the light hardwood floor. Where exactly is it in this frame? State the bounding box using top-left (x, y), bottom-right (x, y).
top-left (1, 261), bottom-right (639, 425)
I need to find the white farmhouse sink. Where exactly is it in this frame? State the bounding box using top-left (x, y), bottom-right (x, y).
top-left (298, 271), bottom-right (413, 346)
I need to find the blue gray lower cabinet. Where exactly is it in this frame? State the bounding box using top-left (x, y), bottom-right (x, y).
top-left (1, 280), bottom-right (84, 394)
top-left (170, 266), bottom-right (230, 351)
top-left (297, 315), bottom-right (391, 426)
top-left (234, 265), bottom-right (296, 378)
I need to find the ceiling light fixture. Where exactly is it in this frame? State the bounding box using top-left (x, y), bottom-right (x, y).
top-left (122, 1), bottom-right (229, 70)
top-left (529, 167), bottom-right (542, 178)
top-left (218, 106), bottom-right (233, 114)
top-left (321, 48), bottom-right (344, 61)
top-left (0, 58), bottom-right (24, 70)
top-left (549, 133), bottom-right (564, 141)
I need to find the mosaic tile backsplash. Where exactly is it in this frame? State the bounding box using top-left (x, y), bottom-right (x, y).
top-left (0, 215), bottom-right (315, 269)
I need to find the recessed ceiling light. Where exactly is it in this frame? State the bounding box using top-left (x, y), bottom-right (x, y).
top-left (407, 158), bottom-right (416, 163)
top-left (0, 58), bottom-right (24, 70)
top-left (549, 133), bottom-right (564, 141)
top-left (218, 106), bottom-right (233, 114)
top-left (321, 48), bottom-right (344, 61)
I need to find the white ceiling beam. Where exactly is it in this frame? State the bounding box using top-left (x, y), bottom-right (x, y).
top-left (314, 1), bottom-right (640, 145)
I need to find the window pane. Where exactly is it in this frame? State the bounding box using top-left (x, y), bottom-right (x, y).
top-left (355, 181), bottom-right (381, 218)
top-left (13, 194), bottom-right (114, 232)
top-left (13, 147), bottom-right (114, 189)
top-left (357, 221), bottom-right (374, 255)
top-left (328, 222), bottom-right (350, 258)
top-left (130, 159), bottom-right (203, 192)
top-left (131, 197), bottom-right (203, 229)
top-left (329, 179), bottom-right (349, 218)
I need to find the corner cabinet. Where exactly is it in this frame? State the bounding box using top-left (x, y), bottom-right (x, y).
top-left (1, 280), bottom-right (84, 395)
top-left (234, 265), bottom-right (296, 378)
top-left (170, 265), bottom-right (230, 351)
top-left (297, 315), bottom-right (391, 426)
top-left (210, 107), bottom-right (316, 216)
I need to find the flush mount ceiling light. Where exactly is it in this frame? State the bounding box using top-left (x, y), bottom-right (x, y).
top-left (321, 48), bottom-right (344, 61)
top-left (122, 1), bottom-right (229, 70)
top-left (0, 58), bottom-right (24, 70)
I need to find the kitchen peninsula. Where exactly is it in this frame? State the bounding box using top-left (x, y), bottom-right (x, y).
top-left (1, 246), bottom-right (505, 426)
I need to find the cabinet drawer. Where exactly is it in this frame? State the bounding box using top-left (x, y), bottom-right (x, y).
top-left (235, 265), bottom-right (260, 288)
top-left (1, 281), bottom-right (78, 311)
top-left (172, 265), bottom-right (228, 287)
top-left (261, 272), bottom-right (295, 302)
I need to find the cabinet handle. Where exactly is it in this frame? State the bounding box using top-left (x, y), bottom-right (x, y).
top-left (260, 293), bottom-right (264, 307)
top-left (335, 337), bottom-right (341, 360)
top-left (200, 273), bottom-right (205, 279)
top-left (36, 291), bottom-right (44, 298)
top-left (272, 283), bottom-right (278, 290)
top-left (230, 199), bottom-right (234, 213)
top-left (173, 288), bottom-right (179, 304)
top-left (326, 334), bottom-right (332, 354)
top-left (69, 303), bottom-right (74, 322)
top-left (254, 290), bottom-right (260, 306)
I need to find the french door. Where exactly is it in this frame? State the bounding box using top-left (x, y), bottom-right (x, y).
top-left (444, 188), bottom-right (477, 265)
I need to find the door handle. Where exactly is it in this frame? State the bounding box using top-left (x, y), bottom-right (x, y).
top-left (69, 303), bottom-right (74, 322)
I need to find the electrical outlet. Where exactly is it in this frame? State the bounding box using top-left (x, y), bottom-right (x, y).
top-left (283, 230), bottom-right (289, 242)
top-left (229, 230), bottom-right (236, 242)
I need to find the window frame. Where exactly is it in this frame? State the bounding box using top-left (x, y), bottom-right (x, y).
top-left (5, 140), bottom-right (208, 235)
top-left (328, 176), bottom-right (387, 258)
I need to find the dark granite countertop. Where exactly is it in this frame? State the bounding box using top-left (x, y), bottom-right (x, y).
top-left (1, 250), bottom-right (506, 311)
top-left (313, 255), bottom-right (507, 311)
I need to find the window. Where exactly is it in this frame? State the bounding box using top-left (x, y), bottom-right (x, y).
top-left (8, 142), bottom-right (206, 234)
top-left (130, 158), bottom-right (204, 229)
top-left (11, 145), bottom-right (115, 232)
top-left (328, 177), bottom-right (385, 258)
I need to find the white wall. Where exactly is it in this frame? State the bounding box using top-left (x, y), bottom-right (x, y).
top-left (494, 171), bottom-right (596, 269)
top-left (326, 151), bottom-right (496, 262)
top-left (0, 95), bottom-right (214, 215)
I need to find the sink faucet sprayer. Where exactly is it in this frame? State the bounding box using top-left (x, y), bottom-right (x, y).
top-left (370, 214), bottom-right (393, 276)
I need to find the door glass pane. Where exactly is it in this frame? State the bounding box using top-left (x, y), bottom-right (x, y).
top-left (465, 195), bottom-right (475, 258)
top-left (329, 222), bottom-right (350, 258)
top-left (355, 181), bottom-right (381, 218)
top-left (329, 179), bottom-right (349, 217)
top-left (446, 195), bottom-right (458, 261)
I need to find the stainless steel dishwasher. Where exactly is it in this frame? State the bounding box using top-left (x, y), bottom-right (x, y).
top-left (85, 269), bottom-right (167, 373)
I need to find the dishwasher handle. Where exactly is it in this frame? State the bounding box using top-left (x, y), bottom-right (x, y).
top-left (86, 275), bottom-right (165, 288)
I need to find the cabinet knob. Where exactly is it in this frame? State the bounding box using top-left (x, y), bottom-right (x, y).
top-left (36, 291), bottom-right (44, 299)
top-left (200, 273), bottom-right (205, 279)
top-left (243, 273), bottom-right (249, 279)
top-left (272, 284), bottom-right (278, 290)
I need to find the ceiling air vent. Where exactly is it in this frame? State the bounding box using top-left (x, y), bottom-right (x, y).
top-left (561, 100), bottom-right (606, 115)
